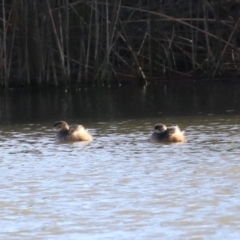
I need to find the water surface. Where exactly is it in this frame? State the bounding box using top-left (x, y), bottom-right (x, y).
top-left (1, 82), bottom-right (240, 239)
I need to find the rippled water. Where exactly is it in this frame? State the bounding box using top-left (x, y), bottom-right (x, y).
top-left (1, 116), bottom-right (240, 239)
top-left (1, 82), bottom-right (240, 239)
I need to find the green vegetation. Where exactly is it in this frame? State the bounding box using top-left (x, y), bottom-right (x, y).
top-left (0, 0), bottom-right (240, 88)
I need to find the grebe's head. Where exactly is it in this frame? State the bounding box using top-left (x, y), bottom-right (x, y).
top-left (54, 121), bottom-right (69, 130)
top-left (154, 123), bottom-right (167, 132)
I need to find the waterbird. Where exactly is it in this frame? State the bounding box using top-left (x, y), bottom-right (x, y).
top-left (54, 121), bottom-right (93, 142)
top-left (150, 123), bottom-right (187, 143)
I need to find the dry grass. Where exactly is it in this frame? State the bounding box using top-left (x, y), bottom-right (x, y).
top-left (0, 0), bottom-right (240, 88)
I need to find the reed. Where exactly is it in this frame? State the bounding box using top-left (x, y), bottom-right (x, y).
top-left (0, 0), bottom-right (240, 88)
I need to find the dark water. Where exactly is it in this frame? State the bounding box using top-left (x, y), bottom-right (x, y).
top-left (1, 81), bottom-right (240, 124)
top-left (1, 81), bottom-right (240, 239)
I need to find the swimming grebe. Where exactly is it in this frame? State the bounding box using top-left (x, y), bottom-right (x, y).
top-left (54, 121), bottom-right (93, 142)
top-left (150, 123), bottom-right (186, 143)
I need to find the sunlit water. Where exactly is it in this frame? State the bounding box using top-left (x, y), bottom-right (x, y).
top-left (1, 83), bottom-right (240, 239)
